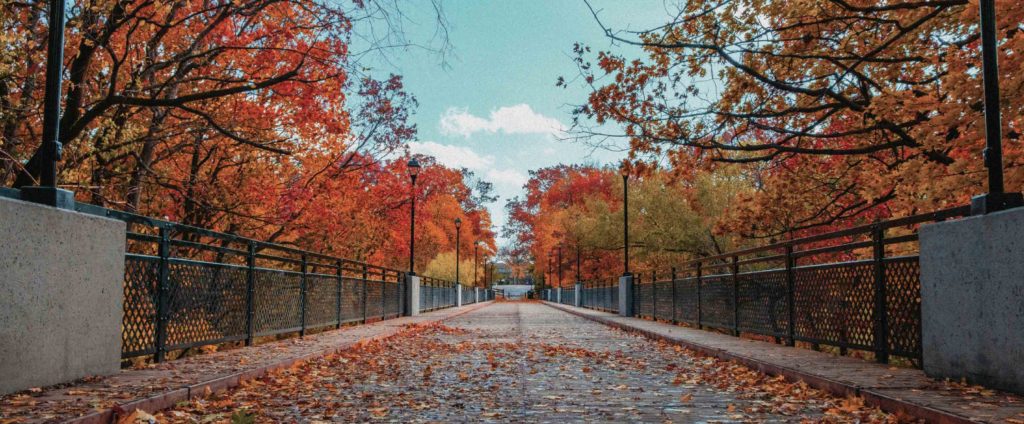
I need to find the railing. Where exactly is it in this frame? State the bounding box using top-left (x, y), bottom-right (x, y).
top-left (6, 196), bottom-right (470, 362)
top-left (419, 276), bottom-right (456, 312)
top-left (0, 189), bottom-right (489, 364)
top-left (558, 287), bottom-right (576, 305)
top-left (579, 206), bottom-right (970, 365)
top-left (92, 205), bottom-right (411, 362)
top-left (581, 278), bottom-right (619, 313)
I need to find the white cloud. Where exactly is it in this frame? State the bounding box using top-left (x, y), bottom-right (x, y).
top-left (485, 168), bottom-right (528, 188)
top-left (407, 141), bottom-right (494, 170)
top-left (439, 104), bottom-right (566, 138)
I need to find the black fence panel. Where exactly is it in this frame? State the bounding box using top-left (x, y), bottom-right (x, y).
top-left (163, 259), bottom-right (248, 350)
top-left (792, 261), bottom-right (874, 351)
top-left (253, 268), bottom-right (303, 337)
top-left (736, 269), bottom-right (788, 338)
top-left (341, 277), bottom-right (365, 324)
top-left (635, 282), bottom-right (653, 318)
top-left (122, 255), bottom-right (159, 357)
top-left (571, 206), bottom-right (968, 366)
top-left (654, 280), bottom-right (673, 321)
top-left (886, 256), bottom-right (921, 358)
top-left (675, 277), bottom-right (698, 325)
top-left (699, 273), bottom-right (734, 330)
top-left (93, 203), bottom-right (420, 362)
top-left (305, 274), bottom-right (338, 329)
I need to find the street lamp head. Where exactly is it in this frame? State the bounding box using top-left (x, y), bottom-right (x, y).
top-left (455, 217), bottom-right (462, 229)
top-left (619, 162), bottom-right (630, 179)
top-left (407, 158), bottom-right (421, 178)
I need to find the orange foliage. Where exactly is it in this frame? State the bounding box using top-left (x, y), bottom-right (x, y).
top-left (0, 0), bottom-right (493, 265)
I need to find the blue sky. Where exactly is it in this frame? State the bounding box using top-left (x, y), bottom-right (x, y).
top-left (355, 1), bottom-right (673, 245)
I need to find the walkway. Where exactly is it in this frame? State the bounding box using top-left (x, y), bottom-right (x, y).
top-left (6, 301), bottom-right (1021, 422)
top-left (0, 303), bottom-right (490, 424)
top-left (545, 301), bottom-right (1024, 423)
top-left (159, 302), bottom-right (891, 422)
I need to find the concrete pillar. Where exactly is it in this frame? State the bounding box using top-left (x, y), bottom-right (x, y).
top-left (920, 207), bottom-right (1024, 394)
top-left (556, 287), bottom-right (562, 303)
top-left (456, 284), bottom-right (463, 307)
top-left (1, 196), bottom-right (125, 394)
top-left (575, 283), bottom-right (582, 307)
top-left (475, 287), bottom-right (480, 303)
top-left (405, 274), bottom-right (421, 316)
top-left (618, 275), bottom-right (634, 317)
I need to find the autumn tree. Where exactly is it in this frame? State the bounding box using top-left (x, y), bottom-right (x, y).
top-left (1, 0), bottom-right (495, 266)
top-left (505, 164), bottom-right (748, 285)
top-left (566, 0), bottom-right (1024, 237)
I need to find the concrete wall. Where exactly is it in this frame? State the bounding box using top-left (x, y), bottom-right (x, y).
top-left (406, 275), bottom-right (421, 316)
top-left (0, 196), bottom-right (125, 394)
top-left (920, 206), bottom-right (1024, 394)
top-left (619, 275), bottom-right (634, 317)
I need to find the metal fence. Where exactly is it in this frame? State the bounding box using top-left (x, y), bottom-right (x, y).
top-left (578, 206), bottom-right (969, 365)
top-left (109, 208), bottom-right (412, 362)
top-left (581, 278), bottom-right (619, 313)
top-left (58, 201), bottom-right (474, 362)
top-left (418, 279), bottom-right (496, 310)
top-left (0, 189), bottom-right (492, 364)
top-left (559, 287), bottom-right (576, 305)
top-left (419, 276), bottom-right (456, 312)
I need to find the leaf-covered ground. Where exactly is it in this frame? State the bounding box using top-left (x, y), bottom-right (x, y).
top-left (157, 302), bottom-right (901, 423)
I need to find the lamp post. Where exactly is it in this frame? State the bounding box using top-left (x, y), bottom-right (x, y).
top-left (474, 241), bottom-right (480, 287)
top-left (972, 0), bottom-right (1023, 214)
top-left (575, 242), bottom-right (581, 283)
top-left (547, 254), bottom-right (552, 290)
top-left (407, 158), bottom-right (421, 275)
top-left (621, 167), bottom-right (631, 276)
top-left (557, 245), bottom-right (563, 288)
top-left (485, 259), bottom-right (492, 288)
top-left (20, 0), bottom-right (74, 207)
top-left (455, 218), bottom-right (462, 285)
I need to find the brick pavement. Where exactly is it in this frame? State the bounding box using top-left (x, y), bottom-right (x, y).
top-left (10, 301), bottom-right (1017, 423)
top-left (0, 302), bottom-right (491, 423)
top-left (158, 301), bottom-right (897, 422)
top-left (545, 301), bottom-right (1024, 423)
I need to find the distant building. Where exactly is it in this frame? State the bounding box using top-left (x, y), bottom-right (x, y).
top-left (495, 262), bottom-right (511, 283)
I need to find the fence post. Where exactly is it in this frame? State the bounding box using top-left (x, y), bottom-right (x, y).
top-left (651, 270), bottom-right (657, 320)
top-left (785, 245), bottom-right (796, 347)
top-left (335, 260), bottom-right (343, 329)
top-left (299, 254), bottom-right (307, 337)
top-left (381, 269), bottom-right (386, 318)
top-left (154, 227), bottom-right (171, 363)
top-left (696, 261), bottom-right (703, 329)
top-left (670, 267), bottom-right (677, 324)
top-left (395, 272), bottom-right (403, 315)
top-left (872, 225), bottom-right (890, 363)
top-left (245, 241), bottom-right (256, 346)
top-left (631, 274), bottom-right (638, 316)
top-left (361, 264), bottom-right (369, 323)
top-left (732, 255), bottom-right (740, 336)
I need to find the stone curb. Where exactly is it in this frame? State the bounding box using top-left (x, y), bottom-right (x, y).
top-left (542, 302), bottom-right (973, 424)
top-left (64, 302), bottom-right (494, 424)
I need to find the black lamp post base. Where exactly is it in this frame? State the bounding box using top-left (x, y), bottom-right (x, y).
top-left (971, 192), bottom-right (1024, 215)
top-left (20, 186), bottom-right (75, 209)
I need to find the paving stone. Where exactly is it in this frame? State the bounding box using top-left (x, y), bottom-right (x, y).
top-left (0, 304), bottom-right (488, 423)
top-left (162, 302), bottom-right (894, 422)
top-left (547, 301), bottom-right (1024, 423)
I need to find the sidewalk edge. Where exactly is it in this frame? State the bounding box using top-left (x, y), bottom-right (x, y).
top-left (64, 302), bottom-right (493, 424)
top-left (542, 301), bottom-right (972, 424)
